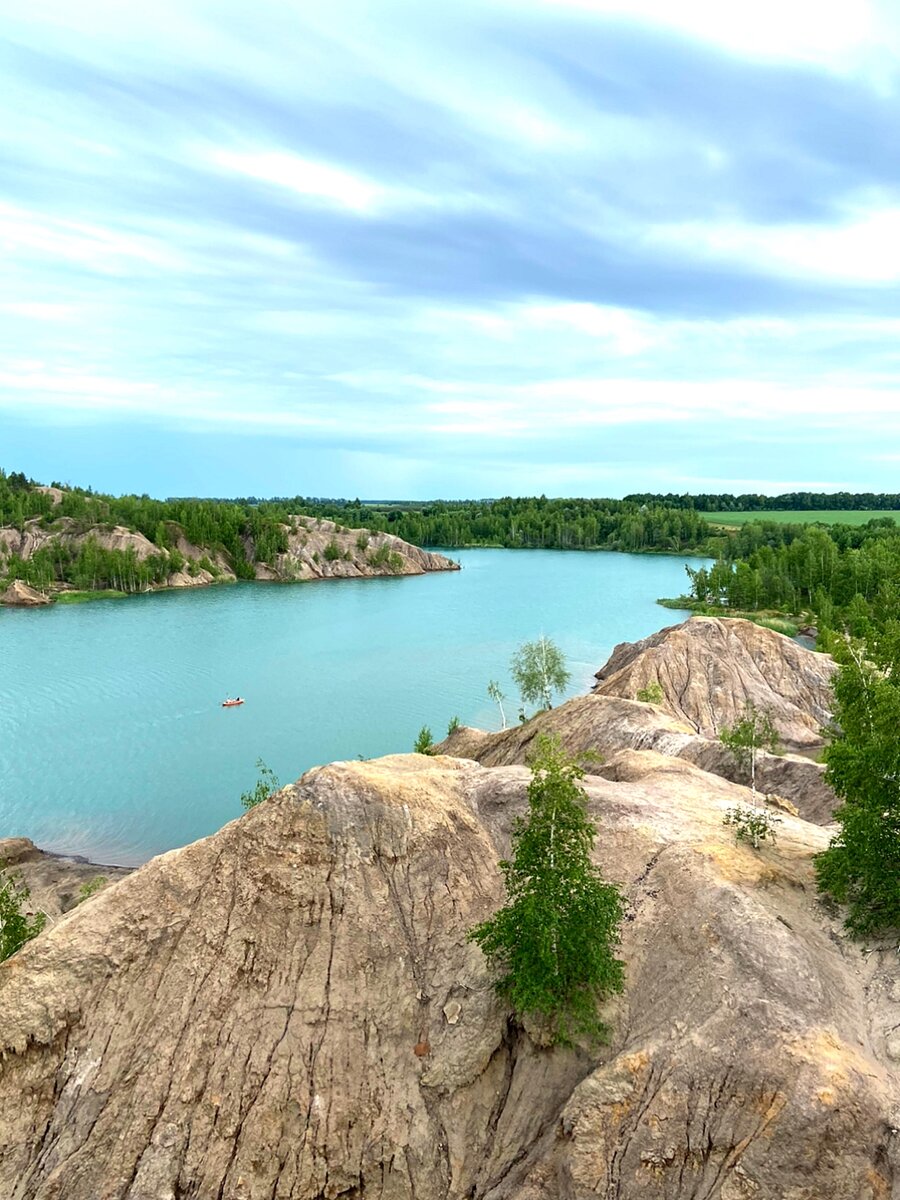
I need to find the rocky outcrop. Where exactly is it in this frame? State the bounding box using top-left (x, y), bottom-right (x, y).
top-left (438, 694), bottom-right (839, 824)
top-left (256, 516), bottom-right (459, 581)
top-left (1, 754), bottom-right (897, 1198)
top-left (593, 616), bottom-right (837, 752)
top-left (0, 519), bottom-right (160, 563)
top-left (0, 579), bottom-right (51, 606)
top-left (0, 838), bottom-right (129, 923)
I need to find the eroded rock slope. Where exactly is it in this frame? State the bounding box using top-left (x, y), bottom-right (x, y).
top-left (593, 616), bottom-right (837, 752)
top-left (1, 753), bottom-right (897, 1199)
top-left (439, 693), bottom-right (838, 824)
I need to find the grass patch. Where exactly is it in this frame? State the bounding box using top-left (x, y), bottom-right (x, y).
top-left (658, 597), bottom-right (800, 637)
top-left (705, 510), bottom-right (899, 528)
top-left (55, 589), bottom-right (129, 604)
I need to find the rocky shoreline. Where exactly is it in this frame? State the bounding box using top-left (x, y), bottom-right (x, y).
top-left (0, 514), bottom-right (459, 605)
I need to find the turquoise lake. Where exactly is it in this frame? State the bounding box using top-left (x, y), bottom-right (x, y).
top-left (0, 549), bottom-right (703, 865)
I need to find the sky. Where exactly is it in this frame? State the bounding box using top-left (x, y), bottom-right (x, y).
top-left (2, 0), bottom-right (900, 500)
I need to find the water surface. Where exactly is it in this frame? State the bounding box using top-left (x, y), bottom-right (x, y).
top-left (0, 549), bottom-right (701, 864)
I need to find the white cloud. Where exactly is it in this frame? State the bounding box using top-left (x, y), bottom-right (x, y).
top-left (206, 149), bottom-right (384, 214)
top-left (528, 0), bottom-right (879, 67)
top-left (651, 200), bottom-right (900, 284)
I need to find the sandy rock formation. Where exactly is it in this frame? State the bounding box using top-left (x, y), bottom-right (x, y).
top-left (1, 753), bottom-right (897, 1198)
top-left (259, 516), bottom-right (459, 581)
top-left (594, 616), bottom-right (837, 752)
top-left (34, 486), bottom-right (64, 505)
top-left (0, 579), bottom-right (51, 606)
top-left (0, 519), bottom-right (160, 564)
top-left (438, 693), bottom-right (838, 824)
top-left (0, 838), bottom-right (129, 923)
top-left (0, 516), bottom-right (455, 597)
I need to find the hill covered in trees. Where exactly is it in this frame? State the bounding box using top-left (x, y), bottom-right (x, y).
top-left (0, 471), bottom-right (456, 598)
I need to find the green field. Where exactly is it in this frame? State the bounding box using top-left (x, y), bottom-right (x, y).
top-left (705, 510), bottom-right (899, 528)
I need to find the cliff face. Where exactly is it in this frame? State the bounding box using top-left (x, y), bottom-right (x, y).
top-left (593, 616), bottom-right (837, 753)
top-left (1, 753), bottom-right (897, 1199)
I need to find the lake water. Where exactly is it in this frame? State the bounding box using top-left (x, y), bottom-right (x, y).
top-left (0, 549), bottom-right (702, 865)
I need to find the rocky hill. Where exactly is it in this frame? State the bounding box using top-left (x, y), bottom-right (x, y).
top-left (440, 617), bottom-right (839, 824)
top-left (439, 693), bottom-right (838, 825)
top-left (0, 514), bottom-right (458, 602)
top-left (593, 616), bottom-right (837, 753)
top-left (250, 515), bottom-right (457, 582)
top-left (1, 752), bottom-right (897, 1199)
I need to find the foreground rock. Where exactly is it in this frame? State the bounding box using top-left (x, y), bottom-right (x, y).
top-left (0, 838), bottom-right (130, 923)
top-left (0, 580), bottom-right (51, 606)
top-left (439, 693), bottom-right (839, 824)
top-left (1, 754), bottom-right (897, 1198)
top-left (593, 616), bottom-right (837, 753)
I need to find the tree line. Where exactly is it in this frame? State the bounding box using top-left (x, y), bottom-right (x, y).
top-left (296, 496), bottom-right (714, 553)
top-left (624, 490), bottom-right (900, 512)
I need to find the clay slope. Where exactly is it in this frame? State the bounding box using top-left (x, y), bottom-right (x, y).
top-left (0, 838), bottom-right (130, 923)
top-left (438, 693), bottom-right (838, 824)
top-left (593, 616), bottom-right (837, 752)
top-left (2, 754), bottom-right (898, 1199)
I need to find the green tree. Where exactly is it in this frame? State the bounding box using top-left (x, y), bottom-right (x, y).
top-left (468, 735), bottom-right (625, 1046)
top-left (487, 679), bottom-right (508, 729)
top-left (719, 701), bottom-right (780, 796)
top-left (414, 725), bottom-right (435, 755)
top-left (510, 636), bottom-right (570, 713)
top-left (815, 634), bottom-right (900, 935)
top-left (240, 759), bottom-right (281, 810)
top-left (0, 865), bottom-right (47, 962)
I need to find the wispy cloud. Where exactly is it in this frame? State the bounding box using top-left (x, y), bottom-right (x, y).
top-left (2, 0), bottom-right (900, 496)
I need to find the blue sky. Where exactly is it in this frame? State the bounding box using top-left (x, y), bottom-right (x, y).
top-left (2, 0), bottom-right (899, 499)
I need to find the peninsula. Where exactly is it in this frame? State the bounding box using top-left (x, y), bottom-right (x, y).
top-left (0, 471), bottom-right (458, 604)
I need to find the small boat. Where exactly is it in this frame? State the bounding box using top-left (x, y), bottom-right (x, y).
top-left (222, 697), bottom-right (245, 708)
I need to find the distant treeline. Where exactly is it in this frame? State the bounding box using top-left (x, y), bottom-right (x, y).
top-left (297, 496), bottom-right (713, 553)
top-left (624, 491), bottom-right (900, 512)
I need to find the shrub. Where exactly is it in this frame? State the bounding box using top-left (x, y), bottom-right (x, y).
top-left (0, 864), bottom-right (47, 962)
top-left (323, 539), bottom-right (341, 562)
top-left (723, 804), bottom-right (781, 850)
top-left (240, 759), bottom-right (281, 810)
top-left (447, 715), bottom-right (461, 735)
top-left (77, 875), bottom-right (108, 903)
top-left (636, 682), bottom-right (664, 704)
top-left (414, 726), bottom-right (435, 755)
